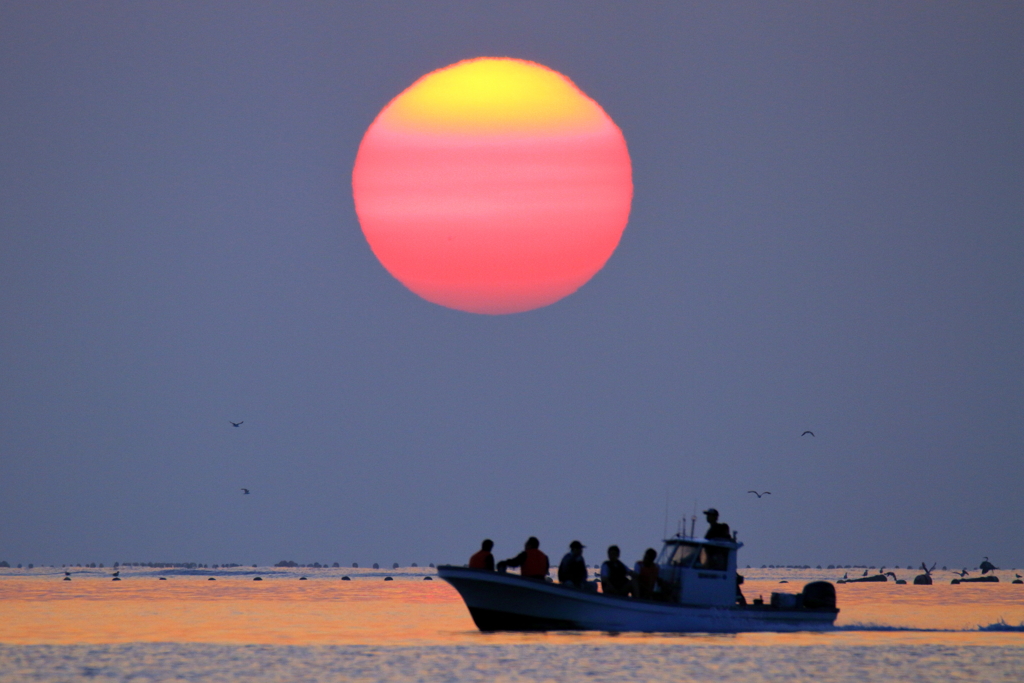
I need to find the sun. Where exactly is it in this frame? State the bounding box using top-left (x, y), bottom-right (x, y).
top-left (352, 57), bottom-right (633, 315)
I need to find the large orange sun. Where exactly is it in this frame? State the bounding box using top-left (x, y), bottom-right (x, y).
top-left (352, 57), bottom-right (633, 314)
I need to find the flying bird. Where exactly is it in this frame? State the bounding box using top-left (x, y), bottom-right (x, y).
top-left (231, 421), bottom-right (243, 427)
top-left (980, 557), bottom-right (996, 574)
top-left (241, 488), bottom-right (250, 495)
top-left (747, 491), bottom-right (771, 498)
top-left (801, 431), bottom-right (814, 437)
top-left (955, 568), bottom-right (969, 577)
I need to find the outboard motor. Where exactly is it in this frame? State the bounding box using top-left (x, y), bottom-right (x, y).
top-left (801, 581), bottom-right (837, 610)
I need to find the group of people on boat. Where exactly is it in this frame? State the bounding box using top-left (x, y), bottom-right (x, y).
top-left (467, 508), bottom-right (732, 601)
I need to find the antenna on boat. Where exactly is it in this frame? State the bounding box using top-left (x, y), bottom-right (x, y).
top-left (690, 502), bottom-right (697, 538)
top-left (663, 490), bottom-right (670, 539)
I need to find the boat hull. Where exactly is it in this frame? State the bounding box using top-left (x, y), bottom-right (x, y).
top-left (438, 566), bottom-right (838, 633)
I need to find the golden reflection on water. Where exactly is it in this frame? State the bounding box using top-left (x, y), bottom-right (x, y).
top-left (0, 575), bottom-right (1021, 647)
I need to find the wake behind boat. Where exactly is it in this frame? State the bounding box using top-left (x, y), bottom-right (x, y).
top-left (439, 535), bottom-right (838, 633)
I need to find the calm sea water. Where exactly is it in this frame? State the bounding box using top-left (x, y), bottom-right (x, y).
top-left (1, 565), bottom-right (1021, 682)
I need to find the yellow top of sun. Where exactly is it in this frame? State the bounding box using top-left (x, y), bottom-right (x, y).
top-left (381, 57), bottom-right (609, 136)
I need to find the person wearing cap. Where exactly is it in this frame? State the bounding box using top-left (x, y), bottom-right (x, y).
top-left (469, 539), bottom-right (495, 571)
top-left (558, 540), bottom-right (589, 588)
top-left (703, 508), bottom-right (732, 541)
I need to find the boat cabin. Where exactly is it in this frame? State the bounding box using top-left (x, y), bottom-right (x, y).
top-left (656, 537), bottom-right (741, 607)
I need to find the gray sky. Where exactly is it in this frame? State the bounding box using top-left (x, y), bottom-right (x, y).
top-left (1, 2), bottom-right (1021, 570)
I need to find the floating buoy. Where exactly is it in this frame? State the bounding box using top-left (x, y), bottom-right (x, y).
top-left (254, 577), bottom-right (262, 581)
top-left (951, 579), bottom-right (961, 584)
top-left (299, 577), bottom-right (307, 580)
top-left (112, 577), bottom-right (120, 581)
top-left (342, 576), bottom-right (351, 581)
top-left (63, 577), bottom-right (70, 581)
top-left (1013, 579), bottom-right (1022, 584)
top-left (208, 577), bottom-right (216, 581)
top-left (424, 576), bottom-right (432, 581)
top-left (159, 577), bottom-right (166, 580)
top-left (779, 580), bottom-right (788, 583)
top-left (384, 576), bottom-right (393, 581)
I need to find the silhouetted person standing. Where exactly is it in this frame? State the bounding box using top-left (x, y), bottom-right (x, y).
top-left (469, 539), bottom-right (495, 571)
top-left (498, 537), bottom-right (549, 579)
top-left (703, 508), bottom-right (731, 540)
top-left (558, 540), bottom-right (588, 588)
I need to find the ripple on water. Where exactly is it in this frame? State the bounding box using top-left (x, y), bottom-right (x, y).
top-left (1, 642), bottom-right (1023, 683)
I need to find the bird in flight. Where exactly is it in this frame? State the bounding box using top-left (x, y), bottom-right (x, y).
top-left (801, 431), bottom-right (814, 437)
top-left (747, 491), bottom-right (771, 498)
top-left (955, 568), bottom-right (969, 577)
top-left (241, 488), bottom-right (250, 495)
top-left (230, 421), bottom-right (244, 427)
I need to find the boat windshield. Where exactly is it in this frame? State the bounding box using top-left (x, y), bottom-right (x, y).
top-left (695, 545), bottom-right (729, 571)
top-left (658, 542), bottom-right (701, 567)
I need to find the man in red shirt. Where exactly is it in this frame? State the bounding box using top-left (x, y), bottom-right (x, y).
top-left (468, 539), bottom-right (495, 571)
top-left (498, 537), bottom-right (549, 579)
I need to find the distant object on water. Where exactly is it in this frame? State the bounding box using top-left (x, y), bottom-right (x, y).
top-left (299, 577), bottom-right (307, 580)
top-left (253, 577), bottom-right (262, 581)
top-left (801, 431), bottom-right (814, 437)
top-left (1013, 574), bottom-right (1022, 584)
top-left (373, 563), bottom-right (379, 569)
top-left (913, 563), bottom-right (935, 585)
top-left (342, 576), bottom-right (351, 581)
top-left (384, 576), bottom-right (393, 581)
top-left (424, 576), bottom-right (432, 581)
top-left (838, 573), bottom-right (886, 584)
top-left (208, 577), bottom-right (216, 581)
top-left (352, 563), bottom-right (358, 568)
top-left (747, 491), bottom-right (770, 498)
top-left (231, 421), bottom-right (244, 427)
top-left (393, 563), bottom-right (399, 569)
top-left (953, 575), bottom-right (999, 584)
top-left (980, 557), bottom-right (997, 574)
top-left (159, 577), bottom-right (166, 580)
top-left (63, 576), bottom-right (70, 581)
top-left (241, 488), bottom-right (250, 495)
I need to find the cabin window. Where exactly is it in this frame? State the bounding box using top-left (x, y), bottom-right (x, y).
top-left (695, 546), bottom-right (729, 571)
top-left (660, 543), bottom-right (701, 567)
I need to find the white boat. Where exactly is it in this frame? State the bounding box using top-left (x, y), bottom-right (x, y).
top-left (438, 536), bottom-right (838, 633)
